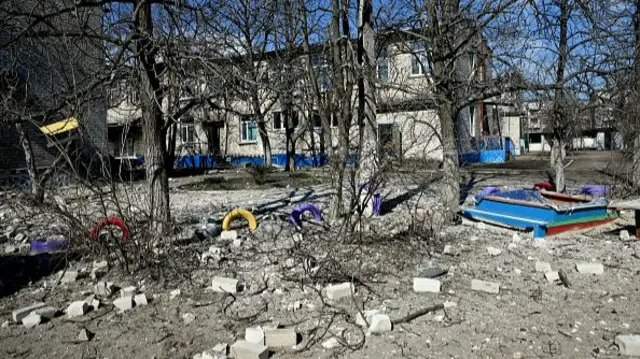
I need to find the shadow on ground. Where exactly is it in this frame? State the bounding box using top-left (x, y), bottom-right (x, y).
top-left (0, 252), bottom-right (71, 298)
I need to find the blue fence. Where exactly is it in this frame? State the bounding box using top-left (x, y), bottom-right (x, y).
top-left (460, 137), bottom-right (517, 165)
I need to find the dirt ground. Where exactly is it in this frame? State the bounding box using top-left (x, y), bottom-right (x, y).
top-left (1, 153), bottom-right (639, 359)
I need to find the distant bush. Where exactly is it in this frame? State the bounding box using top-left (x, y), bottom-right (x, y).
top-left (248, 166), bottom-right (276, 185)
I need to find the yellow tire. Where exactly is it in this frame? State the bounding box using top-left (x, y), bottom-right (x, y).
top-left (222, 209), bottom-right (257, 231)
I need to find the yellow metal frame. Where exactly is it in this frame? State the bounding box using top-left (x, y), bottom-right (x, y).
top-left (39, 117), bottom-right (79, 135)
top-left (222, 209), bottom-right (257, 231)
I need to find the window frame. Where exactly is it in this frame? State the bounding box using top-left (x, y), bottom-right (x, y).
top-left (180, 123), bottom-right (196, 144)
top-left (377, 46), bottom-right (389, 83)
top-left (273, 111), bottom-right (284, 130)
top-left (240, 115), bottom-right (258, 143)
top-left (411, 41), bottom-right (429, 76)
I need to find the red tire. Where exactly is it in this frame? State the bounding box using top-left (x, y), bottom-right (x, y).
top-left (91, 217), bottom-right (130, 242)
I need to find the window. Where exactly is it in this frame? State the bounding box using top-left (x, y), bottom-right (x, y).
top-left (331, 113), bottom-right (339, 128)
top-left (529, 133), bottom-right (542, 144)
top-left (273, 112), bottom-right (283, 130)
top-left (312, 112), bottom-right (322, 128)
top-left (288, 111), bottom-right (299, 129)
top-left (240, 116), bottom-right (258, 143)
top-left (116, 137), bottom-right (135, 157)
top-left (312, 54), bottom-right (331, 92)
top-left (127, 88), bottom-right (139, 104)
top-left (181, 123), bottom-right (196, 144)
top-left (377, 46), bottom-right (389, 83)
top-left (411, 42), bottom-right (428, 75)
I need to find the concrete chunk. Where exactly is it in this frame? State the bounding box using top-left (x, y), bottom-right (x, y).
top-left (245, 326), bottom-right (265, 345)
top-left (535, 261), bottom-right (552, 273)
top-left (134, 294), bottom-right (148, 306)
top-left (545, 271), bottom-right (560, 282)
top-left (33, 306), bottom-right (56, 320)
top-left (66, 301), bottom-right (89, 318)
top-left (21, 313), bottom-right (41, 328)
top-left (356, 309), bottom-right (381, 328)
top-left (264, 328), bottom-right (297, 347)
top-left (121, 286), bottom-right (137, 298)
top-left (12, 302), bottom-right (46, 322)
top-left (60, 271), bottom-right (79, 284)
top-left (220, 230), bottom-right (238, 240)
top-left (368, 314), bottom-right (392, 334)
top-left (212, 277), bottom-right (239, 293)
top-left (94, 281), bottom-right (114, 297)
top-left (413, 278), bottom-right (441, 293)
top-left (486, 247), bottom-right (502, 256)
top-left (576, 262), bottom-right (604, 275)
top-left (78, 328), bottom-right (93, 342)
top-left (230, 340), bottom-right (268, 359)
top-left (322, 337), bottom-right (341, 349)
top-left (113, 296), bottom-right (133, 312)
top-left (620, 230), bottom-right (631, 241)
top-left (325, 282), bottom-right (354, 300)
top-left (201, 343), bottom-right (228, 359)
top-left (616, 335), bottom-right (640, 356)
top-left (170, 289), bottom-right (181, 299)
top-left (471, 279), bottom-right (500, 294)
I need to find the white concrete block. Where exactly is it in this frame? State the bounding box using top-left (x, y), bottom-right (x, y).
top-left (471, 279), bottom-right (500, 294)
top-left (113, 296), bottom-right (133, 312)
top-left (94, 281), bottom-right (114, 297)
top-left (170, 289), bottom-right (181, 299)
top-left (576, 263), bottom-right (604, 275)
top-left (21, 313), bottom-right (41, 328)
top-left (535, 261), bottom-right (552, 273)
top-left (202, 343), bottom-right (228, 359)
top-left (486, 247), bottom-right (502, 256)
top-left (78, 328), bottom-right (93, 342)
top-left (413, 278), bottom-right (441, 293)
top-left (230, 340), bottom-right (268, 359)
top-left (245, 326), bottom-right (265, 345)
top-left (60, 271), bottom-right (79, 284)
top-left (545, 271), bottom-right (560, 282)
top-left (212, 277), bottom-right (239, 293)
top-left (368, 314), bottom-right (392, 334)
top-left (264, 328), bottom-right (297, 347)
top-left (66, 301), bottom-right (90, 318)
top-left (616, 335), bottom-right (640, 356)
top-left (620, 230), bottom-right (631, 241)
top-left (33, 306), bottom-right (56, 320)
top-left (221, 230), bottom-right (238, 240)
top-left (12, 302), bottom-right (46, 322)
top-left (355, 309), bottom-right (381, 328)
top-left (325, 282), bottom-right (354, 300)
top-left (121, 286), bottom-right (137, 297)
top-left (134, 294), bottom-right (148, 306)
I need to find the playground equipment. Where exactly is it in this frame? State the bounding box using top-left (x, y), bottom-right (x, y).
top-left (222, 209), bottom-right (257, 230)
top-left (91, 217), bottom-right (130, 242)
top-left (290, 203), bottom-right (323, 228)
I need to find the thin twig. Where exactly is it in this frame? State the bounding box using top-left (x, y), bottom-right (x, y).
top-left (391, 304), bottom-right (445, 325)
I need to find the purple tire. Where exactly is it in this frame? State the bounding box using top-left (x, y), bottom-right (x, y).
top-left (290, 203), bottom-right (323, 228)
top-left (30, 238), bottom-right (70, 253)
top-left (475, 186), bottom-right (500, 202)
top-left (581, 185), bottom-right (610, 197)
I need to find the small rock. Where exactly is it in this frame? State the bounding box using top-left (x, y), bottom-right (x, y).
top-left (33, 306), bottom-right (56, 319)
top-left (21, 313), bottom-right (41, 328)
top-left (170, 289), bottom-right (181, 299)
top-left (66, 301), bottom-right (89, 318)
top-left (514, 268), bottom-right (522, 275)
top-left (535, 261), bottom-right (552, 273)
top-left (413, 278), bottom-right (441, 293)
top-left (471, 279), bottom-right (500, 294)
top-left (94, 281), bottom-right (114, 297)
top-left (616, 334), bottom-right (640, 356)
top-left (78, 328), bottom-right (93, 342)
top-left (232, 238), bottom-right (243, 247)
top-left (325, 282), bottom-right (354, 300)
top-left (4, 245), bottom-right (16, 254)
top-left (245, 326), bottom-right (265, 345)
top-left (134, 294), bottom-right (148, 306)
top-left (576, 263), bottom-right (604, 275)
top-left (443, 301), bottom-right (457, 308)
top-left (264, 328), bottom-right (297, 347)
top-left (486, 247), bottom-right (502, 256)
top-left (230, 340), bottom-right (268, 359)
top-left (182, 313), bottom-right (196, 324)
top-left (442, 245), bottom-right (456, 255)
top-left (220, 230), bottom-right (238, 241)
top-left (1, 321), bottom-right (9, 328)
top-left (113, 297), bottom-right (133, 312)
top-left (368, 314), bottom-right (392, 334)
top-left (545, 271), bottom-right (560, 282)
top-left (356, 309), bottom-right (381, 328)
top-left (12, 302), bottom-right (46, 322)
top-left (121, 286), bottom-right (137, 297)
top-left (512, 233), bottom-right (521, 242)
top-left (14, 233), bottom-right (26, 243)
top-left (17, 243), bottom-right (30, 253)
top-left (507, 243), bottom-right (517, 250)
top-left (212, 277), bottom-right (239, 294)
top-left (620, 230), bottom-right (631, 241)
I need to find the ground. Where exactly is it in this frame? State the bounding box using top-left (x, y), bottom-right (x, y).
top-left (0, 151), bottom-right (639, 359)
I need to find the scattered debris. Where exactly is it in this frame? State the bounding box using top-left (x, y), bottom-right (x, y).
top-left (442, 245), bottom-right (456, 255)
top-left (170, 289), bottom-right (181, 299)
top-left (471, 279), bottom-right (500, 294)
top-left (77, 328), bottom-right (93, 342)
top-left (576, 262), bottom-right (604, 275)
top-left (418, 267), bottom-right (447, 278)
top-left (616, 335), bottom-right (640, 356)
top-left (121, 286), bottom-right (137, 297)
top-left (66, 301), bottom-right (90, 318)
top-left (182, 313), bottom-right (196, 324)
top-left (558, 269), bottom-right (571, 288)
top-left (356, 309), bottom-right (381, 328)
top-left (413, 278), bottom-right (441, 293)
top-left (134, 294), bottom-right (148, 306)
top-left (325, 282), bottom-right (354, 300)
top-left (60, 271), bottom-right (79, 284)
top-left (21, 313), bottom-right (41, 328)
top-left (12, 302), bottom-right (46, 322)
top-left (620, 230), bottom-right (631, 241)
top-left (486, 247), bottom-right (502, 256)
top-left (220, 230), bottom-right (238, 241)
top-left (545, 271), bottom-right (560, 282)
top-left (94, 282), bottom-right (115, 297)
top-left (368, 314), bottom-right (392, 334)
top-left (264, 328), bottom-right (297, 347)
top-left (230, 340), bottom-right (268, 359)
top-left (33, 306), bottom-right (56, 320)
top-left (201, 343), bottom-right (228, 359)
top-left (113, 297), bottom-right (133, 312)
top-left (321, 337), bottom-right (341, 349)
top-left (245, 326), bottom-right (265, 345)
top-left (211, 277), bottom-right (239, 294)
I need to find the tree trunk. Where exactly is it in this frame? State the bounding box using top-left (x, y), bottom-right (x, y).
top-left (633, 0), bottom-right (640, 187)
top-left (552, 137), bottom-right (566, 192)
top-left (257, 120), bottom-right (272, 167)
top-left (551, 0), bottom-right (568, 192)
top-left (135, 0), bottom-right (170, 235)
top-left (438, 103), bottom-right (461, 216)
top-left (15, 122), bottom-right (44, 203)
top-left (357, 0), bottom-right (377, 217)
